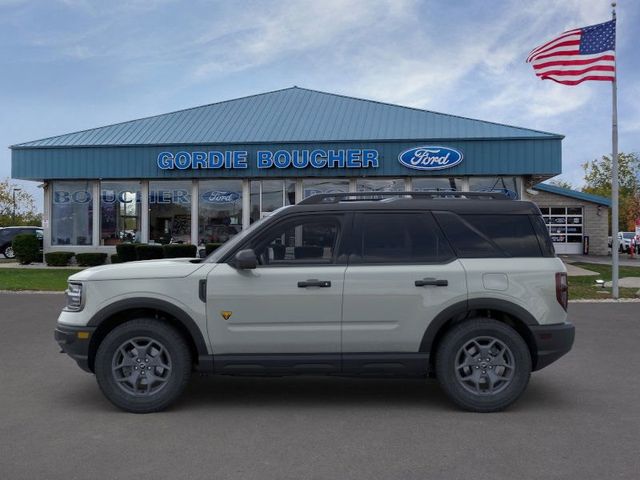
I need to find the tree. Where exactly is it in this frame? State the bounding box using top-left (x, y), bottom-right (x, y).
top-left (0, 179), bottom-right (42, 227)
top-left (548, 178), bottom-right (574, 190)
top-left (582, 152), bottom-right (640, 232)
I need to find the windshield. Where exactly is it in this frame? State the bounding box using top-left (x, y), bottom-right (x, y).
top-left (622, 233), bottom-right (635, 239)
top-left (205, 216), bottom-right (270, 263)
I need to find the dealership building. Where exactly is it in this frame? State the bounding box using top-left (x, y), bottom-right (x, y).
top-left (10, 86), bottom-right (611, 256)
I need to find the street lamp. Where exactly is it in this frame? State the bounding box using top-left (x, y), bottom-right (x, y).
top-left (12, 188), bottom-right (22, 224)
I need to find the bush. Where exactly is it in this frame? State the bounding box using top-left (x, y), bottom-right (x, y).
top-left (45, 252), bottom-right (75, 267)
top-left (75, 253), bottom-right (107, 267)
top-left (135, 245), bottom-right (164, 261)
top-left (110, 254), bottom-right (121, 264)
top-left (116, 243), bottom-right (138, 263)
top-left (205, 243), bottom-right (223, 255)
top-left (162, 244), bottom-right (197, 258)
top-left (12, 234), bottom-right (41, 265)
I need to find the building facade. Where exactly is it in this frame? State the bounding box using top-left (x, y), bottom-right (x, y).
top-left (10, 87), bottom-right (609, 256)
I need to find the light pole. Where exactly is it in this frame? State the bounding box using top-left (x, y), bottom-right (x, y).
top-left (12, 188), bottom-right (22, 224)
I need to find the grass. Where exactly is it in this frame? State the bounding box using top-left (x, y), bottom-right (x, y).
top-left (0, 268), bottom-right (79, 291)
top-left (569, 262), bottom-right (640, 300)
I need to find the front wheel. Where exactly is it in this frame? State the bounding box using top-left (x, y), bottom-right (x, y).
top-left (2, 245), bottom-right (15, 259)
top-left (95, 319), bottom-right (192, 413)
top-left (435, 318), bottom-right (531, 412)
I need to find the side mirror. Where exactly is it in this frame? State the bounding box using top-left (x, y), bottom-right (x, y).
top-left (234, 249), bottom-right (257, 270)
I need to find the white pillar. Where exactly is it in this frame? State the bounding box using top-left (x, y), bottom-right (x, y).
top-left (140, 180), bottom-right (149, 244)
top-left (92, 181), bottom-right (100, 247)
top-left (191, 180), bottom-right (199, 245)
top-left (43, 182), bottom-right (52, 251)
top-left (242, 179), bottom-right (251, 229)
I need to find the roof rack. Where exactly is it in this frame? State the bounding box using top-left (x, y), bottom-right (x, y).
top-left (298, 191), bottom-right (509, 205)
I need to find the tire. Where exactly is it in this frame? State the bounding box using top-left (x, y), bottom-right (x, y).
top-left (95, 319), bottom-right (192, 413)
top-left (435, 318), bottom-right (531, 413)
top-left (2, 244), bottom-right (15, 259)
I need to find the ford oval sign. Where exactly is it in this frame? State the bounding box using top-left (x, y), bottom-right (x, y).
top-left (200, 191), bottom-right (240, 204)
top-left (398, 146), bottom-right (463, 171)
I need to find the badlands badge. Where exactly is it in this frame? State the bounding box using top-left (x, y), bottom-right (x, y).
top-left (220, 311), bottom-right (233, 321)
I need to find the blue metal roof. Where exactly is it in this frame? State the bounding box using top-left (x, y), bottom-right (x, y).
top-left (534, 183), bottom-right (611, 206)
top-left (12, 87), bottom-right (562, 148)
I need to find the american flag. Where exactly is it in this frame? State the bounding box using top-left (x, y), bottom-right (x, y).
top-left (526, 19), bottom-right (616, 85)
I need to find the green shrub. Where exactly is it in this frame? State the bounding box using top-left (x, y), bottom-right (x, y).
top-left (110, 254), bottom-right (121, 264)
top-left (116, 243), bottom-right (138, 262)
top-left (45, 252), bottom-right (75, 267)
top-left (205, 243), bottom-right (223, 255)
top-left (75, 253), bottom-right (107, 267)
top-left (135, 245), bottom-right (164, 261)
top-left (12, 234), bottom-right (41, 265)
top-left (162, 244), bottom-right (197, 258)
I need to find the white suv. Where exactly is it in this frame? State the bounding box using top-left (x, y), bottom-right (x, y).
top-left (55, 192), bottom-right (574, 413)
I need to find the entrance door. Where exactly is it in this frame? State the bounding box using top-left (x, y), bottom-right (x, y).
top-left (341, 212), bottom-right (468, 356)
top-left (206, 213), bottom-right (348, 356)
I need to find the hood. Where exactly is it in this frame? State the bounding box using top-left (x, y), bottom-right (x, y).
top-left (69, 258), bottom-right (207, 282)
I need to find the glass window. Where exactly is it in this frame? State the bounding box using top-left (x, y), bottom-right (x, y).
top-left (51, 181), bottom-right (93, 246)
top-left (434, 212), bottom-right (501, 258)
top-left (149, 181), bottom-right (192, 244)
top-left (303, 179), bottom-right (349, 198)
top-left (356, 178), bottom-right (405, 192)
top-left (198, 180), bottom-right (243, 245)
top-left (251, 216), bottom-right (341, 266)
top-left (353, 213), bottom-right (453, 264)
top-left (539, 206), bottom-right (583, 245)
top-left (250, 180), bottom-right (296, 223)
top-left (468, 177), bottom-right (519, 199)
top-left (100, 182), bottom-right (141, 245)
top-left (461, 215), bottom-right (543, 257)
top-left (412, 177), bottom-right (462, 192)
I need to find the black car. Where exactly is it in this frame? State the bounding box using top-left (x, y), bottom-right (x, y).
top-left (0, 226), bottom-right (43, 258)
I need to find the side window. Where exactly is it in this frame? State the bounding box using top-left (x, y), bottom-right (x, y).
top-left (353, 212), bottom-right (454, 264)
top-left (461, 215), bottom-right (543, 257)
top-left (251, 216), bottom-right (341, 266)
top-left (433, 211), bottom-right (502, 258)
top-left (36, 230), bottom-right (44, 240)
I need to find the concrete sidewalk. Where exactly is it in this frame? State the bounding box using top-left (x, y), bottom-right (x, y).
top-left (562, 254), bottom-right (640, 267)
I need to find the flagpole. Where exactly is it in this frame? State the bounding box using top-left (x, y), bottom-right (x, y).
top-left (611, 1), bottom-right (620, 298)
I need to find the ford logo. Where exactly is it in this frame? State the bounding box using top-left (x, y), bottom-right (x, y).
top-left (398, 146), bottom-right (463, 171)
top-left (200, 191), bottom-right (240, 204)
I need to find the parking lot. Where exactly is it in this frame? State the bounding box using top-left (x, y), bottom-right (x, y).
top-left (0, 294), bottom-right (638, 480)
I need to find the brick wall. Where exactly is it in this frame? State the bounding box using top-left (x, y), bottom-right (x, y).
top-left (529, 190), bottom-right (609, 255)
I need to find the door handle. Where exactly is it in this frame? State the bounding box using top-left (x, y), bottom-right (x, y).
top-left (298, 279), bottom-right (332, 288)
top-left (415, 278), bottom-right (448, 287)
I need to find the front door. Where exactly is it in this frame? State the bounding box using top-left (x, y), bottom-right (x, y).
top-left (341, 212), bottom-right (468, 355)
top-left (206, 213), bottom-right (348, 355)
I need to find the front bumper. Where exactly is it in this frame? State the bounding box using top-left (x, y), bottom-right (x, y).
top-left (54, 324), bottom-right (96, 373)
top-left (530, 322), bottom-right (575, 371)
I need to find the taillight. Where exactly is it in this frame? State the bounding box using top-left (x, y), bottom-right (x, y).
top-left (555, 272), bottom-right (568, 311)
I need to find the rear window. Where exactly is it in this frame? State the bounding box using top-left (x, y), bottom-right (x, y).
top-left (434, 212), bottom-right (545, 258)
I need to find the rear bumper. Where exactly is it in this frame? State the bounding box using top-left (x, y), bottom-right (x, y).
top-left (54, 324), bottom-right (96, 373)
top-left (530, 322), bottom-right (575, 371)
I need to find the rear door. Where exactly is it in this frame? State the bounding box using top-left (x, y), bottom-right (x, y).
top-left (341, 211), bottom-right (467, 354)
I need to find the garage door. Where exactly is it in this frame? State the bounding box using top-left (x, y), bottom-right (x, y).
top-left (540, 207), bottom-right (583, 254)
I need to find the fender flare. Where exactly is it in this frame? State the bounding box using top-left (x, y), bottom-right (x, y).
top-left (87, 297), bottom-right (208, 356)
top-left (420, 298), bottom-right (538, 353)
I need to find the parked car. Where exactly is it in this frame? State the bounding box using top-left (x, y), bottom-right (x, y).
top-left (55, 192), bottom-right (574, 413)
top-left (609, 232), bottom-right (635, 252)
top-left (0, 226), bottom-right (43, 259)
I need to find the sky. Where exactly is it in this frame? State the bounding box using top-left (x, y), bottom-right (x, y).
top-left (1, 0), bottom-right (639, 209)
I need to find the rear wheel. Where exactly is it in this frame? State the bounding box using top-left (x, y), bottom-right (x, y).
top-left (95, 319), bottom-right (192, 413)
top-left (435, 318), bottom-right (531, 412)
top-left (2, 244), bottom-right (15, 259)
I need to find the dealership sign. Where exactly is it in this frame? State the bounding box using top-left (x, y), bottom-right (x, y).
top-left (398, 146), bottom-right (463, 171)
top-left (156, 149), bottom-right (379, 170)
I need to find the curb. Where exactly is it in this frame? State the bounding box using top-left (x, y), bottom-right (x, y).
top-left (569, 298), bottom-right (640, 303)
top-left (0, 290), bottom-right (65, 294)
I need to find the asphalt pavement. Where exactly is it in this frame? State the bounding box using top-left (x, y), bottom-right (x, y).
top-left (0, 294), bottom-right (638, 480)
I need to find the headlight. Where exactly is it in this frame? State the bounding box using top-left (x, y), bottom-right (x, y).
top-left (65, 282), bottom-right (84, 311)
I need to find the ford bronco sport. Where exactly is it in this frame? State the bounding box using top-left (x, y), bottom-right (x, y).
top-left (55, 192), bottom-right (574, 413)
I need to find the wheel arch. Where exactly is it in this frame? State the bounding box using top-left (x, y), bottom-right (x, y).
top-left (86, 298), bottom-right (208, 373)
top-left (421, 299), bottom-right (539, 371)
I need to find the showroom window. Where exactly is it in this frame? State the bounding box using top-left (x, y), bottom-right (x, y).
top-left (100, 181), bottom-right (141, 245)
top-left (302, 179), bottom-right (349, 198)
top-left (149, 181), bottom-right (192, 244)
top-left (468, 176), bottom-right (519, 199)
top-left (356, 178), bottom-right (405, 193)
top-left (250, 180), bottom-right (296, 223)
top-left (198, 180), bottom-right (243, 244)
top-left (51, 181), bottom-right (93, 246)
top-left (412, 177), bottom-right (462, 192)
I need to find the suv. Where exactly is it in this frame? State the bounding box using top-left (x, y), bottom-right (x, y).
top-left (55, 192), bottom-right (574, 413)
top-left (0, 226), bottom-right (43, 258)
